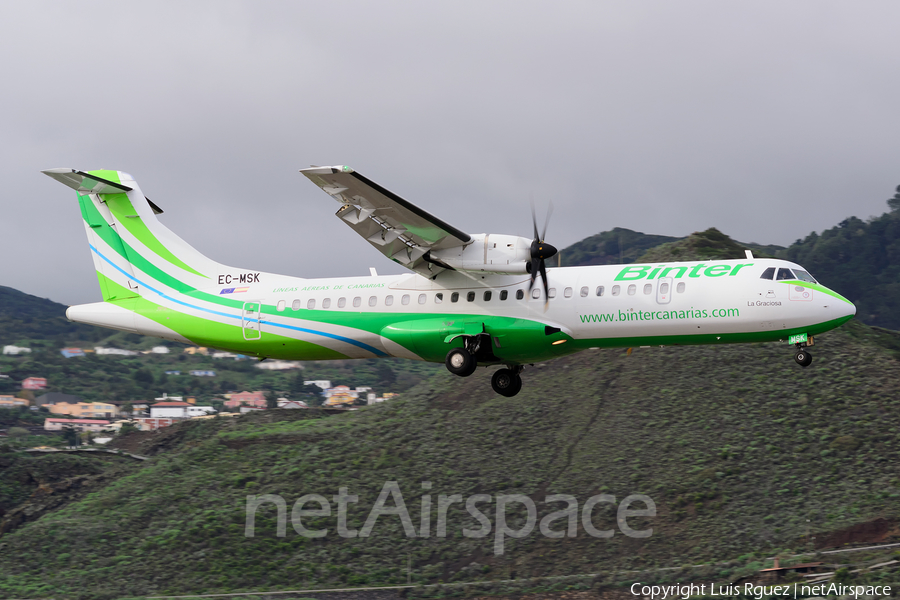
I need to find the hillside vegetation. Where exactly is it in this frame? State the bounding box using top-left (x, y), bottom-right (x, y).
top-left (1, 319), bottom-right (899, 598)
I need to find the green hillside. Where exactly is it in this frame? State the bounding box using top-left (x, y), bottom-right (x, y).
top-left (0, 286), bottom-right (106, 347)
top-left (1, 320), bottom-right (899, 598)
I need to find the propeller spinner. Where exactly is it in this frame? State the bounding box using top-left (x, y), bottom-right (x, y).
top-left (527, 202), bottom-right (557, 308)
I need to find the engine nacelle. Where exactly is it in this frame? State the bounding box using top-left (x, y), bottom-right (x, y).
top-left (429, 233), bottom-right (532, 274)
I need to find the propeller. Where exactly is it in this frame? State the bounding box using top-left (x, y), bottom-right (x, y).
top-left (528, 201), bottom-right (557, 309)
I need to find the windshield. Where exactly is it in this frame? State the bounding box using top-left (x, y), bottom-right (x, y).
top-left (792, 269), bottom-right (817, 283)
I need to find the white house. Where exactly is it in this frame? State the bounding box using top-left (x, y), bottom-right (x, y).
top-left (94, 347), bottom-right (138, 356)
top-left (150, 401), bottom-right (191, 419)
top-left (304, 380), bottom-right (332, 391)
top-left (3, 345), bottom-right (31, 355)
top-left (187, 406), bottom-right (217, 417)
top-left (255, 360), bottom-right (303, 371)
top-left (277, 399), bottom-right (308, 409)
top-left (150, 346), bottom-right (170, 354)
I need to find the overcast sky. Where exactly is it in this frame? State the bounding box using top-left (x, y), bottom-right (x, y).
top-left (2, 1), bottom-right (899, 306)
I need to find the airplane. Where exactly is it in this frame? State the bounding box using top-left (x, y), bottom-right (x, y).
top-left (43, 166), bottom-right (856, 397)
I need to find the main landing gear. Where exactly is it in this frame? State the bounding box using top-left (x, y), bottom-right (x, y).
top-left (444, 345), bottom-right (524, 397)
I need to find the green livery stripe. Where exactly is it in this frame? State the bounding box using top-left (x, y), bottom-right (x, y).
top-left (786, 281), bottom-right (852, 305)
top-left (96, 273), bottom-right (349, 360)
top-left (100, 192), bottom-right (206, 278)
top-left (87, 169), bottom-right (122, 184)
top-left (570, 314), bottom-right (854, 350)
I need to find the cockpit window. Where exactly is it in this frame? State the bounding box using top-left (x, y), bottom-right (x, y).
top-left (776, 268), bottom-right (795, 281)
top-left (760, 267), bottom-right (775, 280)
top-left (792, 269), bottom-right (817, 284)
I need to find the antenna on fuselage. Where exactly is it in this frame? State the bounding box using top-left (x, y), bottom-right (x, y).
top-left (745, 250), bottom-right (754, 259)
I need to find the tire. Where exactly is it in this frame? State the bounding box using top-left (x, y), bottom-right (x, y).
top-left (795, 351), bottom-right (812, 367)
top-left (492, 369), bottom-right (523, 397)
top-left (446, 347), bottom-right (476, 377)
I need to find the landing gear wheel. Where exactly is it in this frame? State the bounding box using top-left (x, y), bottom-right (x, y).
top-left (446, 347), bottom-right (477, 377)
top-left (794, 350), bottom-right (813, 367)
top-left (491, 368), bottom-right (523, 397)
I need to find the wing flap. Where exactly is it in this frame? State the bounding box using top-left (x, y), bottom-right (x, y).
top-left (301, 166), bottom-right (471, 276)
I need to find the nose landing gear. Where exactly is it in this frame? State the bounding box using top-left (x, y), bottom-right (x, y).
top-left (794, 348), bottom-right (813, 367)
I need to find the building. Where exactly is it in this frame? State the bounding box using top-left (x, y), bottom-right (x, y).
top-left (44, 418), bottom-right (110, 432)
top-left (210, 351), bottom-right (237, 359)
top-left (34, 392), bottom-right (85, 407)
top-left (187, 405), bottom-right (217, 417)
top-left (183, 347), bottom-right (208, 355)
top-left (0, 396), bottom-right (28, 408)
top-left (155, 393), bottom-right (183, 403)
top-left (255, 360), bottom-right (304, 371)
top-left (94, 347), bottom-right (138, 356)
top-left (133, 418), bottom-right (177, 430)
top-left (224, 391), bottom-right (266, 409)
top-left (304, 380), bottom-right (332, 391)
top-left (150, 346), bottom-right (170, 354)
top-left (22, 377), bottom-right (47, 390)
top-left (164, 370), bottom-right (181, 375)
top-left (323, 385), bottom-right (358, 406)
top-left (49, 402), bottom-right (118, 419)
top-left (3, 345), bottom-right (31, 355)
top-left (150, 401), bottom-right (192, 419)
top-left (240, 406), bottom-right (264, 413)
top-left (60, 348), bottom-right (85, 358)
top-left (190, 370), bottom-right (216, 377)
top-left (277, 399), bottom-right (308, 409)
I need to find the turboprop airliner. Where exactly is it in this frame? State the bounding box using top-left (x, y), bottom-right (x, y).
top-left (43, 166), bottom-right (856, 397)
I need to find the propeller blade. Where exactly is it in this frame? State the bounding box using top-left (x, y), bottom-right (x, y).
top-left (541, 201), bottom-right (554, 242)
top-left (531, 200), bottom-right (540, 241)
top-left (539, 259), bottom-right (549, 309)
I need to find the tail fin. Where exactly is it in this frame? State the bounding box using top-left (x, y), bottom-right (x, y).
top-left (43, 169), bottom-right (219, 302)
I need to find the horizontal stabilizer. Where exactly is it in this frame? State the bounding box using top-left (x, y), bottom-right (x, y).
top-left (42, 168), bottom-right (132, 194)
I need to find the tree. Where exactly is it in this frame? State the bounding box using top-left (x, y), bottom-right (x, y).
top-left (122, 402), bottom-right (134, 417)
top-left (133, 368), bottom-right (154, 386)
top-left (888, 185), bottom-right (900, 212)
top-left (7, 427), bottom-right (28, 446)
top-left (264, 390), bottom-right (278, 409)
top-left (117, 422), bottom-right (139, 436)
top-left (61, 425), bottom-right (78, 447)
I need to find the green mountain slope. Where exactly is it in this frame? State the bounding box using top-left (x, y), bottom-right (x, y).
top-left (0, 286), bottom-right (106, 346)
top-left (560, 228), bottom-right (681, 266)
top-left (0, 322), bottom-right (898, 599)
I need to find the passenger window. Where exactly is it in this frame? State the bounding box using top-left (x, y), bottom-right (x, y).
top-left (643, 283), bottom-right (652, 295)
top-left (467, 291), bottom-right (475, 302)
top-left (500, 290), bottom-right (508, 300)
top-left (627, 284), bottom-right (636, 296)
top-left (516, 289), bottom-right (524, 300)
top-left (337, 297), bottom-right (346, 308)
top-left (401, 294), bottom-right (410, 305)
top-left (660, 282), bottom-right (669, 295)
top-left (532, 288), bottom-right (541, 299)
top-left (451, 292), bottom-right (459, 303)
top-left (276, 300), bottom-right (285, 312)
top-left (435, 293), bottom-right (443, 304)
top-left (548, 288), bottom-right (557, 298)
top-left (322, 298), bottom-right (331, 309)
top-left (596, 286), bottom-right (604, 297)
top-left (353, 297), bottom-right (362, 307)
top-left (580, 286), bottom-right (588, 297)
top-left (292, 299), bottom-right (302, 311)
top-left (307, 299), bottom-right (316, 309)
top-left (676, 282), bottom-right (685, 293)
top-left (484, 291), bottom-right (492, 301)
top-left (776, 268), bottom-right (795, 281)
top-left (564, 287), bottom-right (573, 298)
top-left (418, 293), bottom-right (427, 304)
top-left (368, 296), bottom-right (377, 307)
top-left (385, 295), bottom-right (394, 306)
top-left (793, 269), bottom-right (817, 283)
top-left (611, 285), bottom-right (620, 296)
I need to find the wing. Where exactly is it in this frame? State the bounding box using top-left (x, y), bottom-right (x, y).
top-left (300, 166), bottom-right (471, 276)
